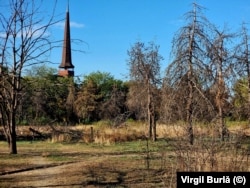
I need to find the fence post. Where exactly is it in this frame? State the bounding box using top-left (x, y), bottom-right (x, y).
top-left (90, 127), bottom-right (94, 142)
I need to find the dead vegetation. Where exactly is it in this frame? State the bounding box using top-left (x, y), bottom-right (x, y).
top-left (0, 122), bottom-right (250, 187)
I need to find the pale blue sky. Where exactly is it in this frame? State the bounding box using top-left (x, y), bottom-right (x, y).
top-left (47, 0), bottom-right (250, 80)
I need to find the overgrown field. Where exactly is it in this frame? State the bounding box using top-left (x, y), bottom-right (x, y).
top-left (1, 121), bottom-right (250, 187)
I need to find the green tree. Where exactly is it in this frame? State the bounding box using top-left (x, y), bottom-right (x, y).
top-left (74, 78), bottom-right (101, 122)
top-left (99, 82), bottom-right (128, 122)
top-left (234, 23), bottom-right (250, 123)
top-left (232, 78), bottom-right (249, 120)
top-left (22, 65), bottom-right (74, 124)
top-left (74, 71), bottom-right (127, 122)
top-left (82, 71), bottom-right (124, 100)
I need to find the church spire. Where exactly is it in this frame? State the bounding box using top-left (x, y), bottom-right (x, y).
top-left (58, 2), bottom-right (74, 77)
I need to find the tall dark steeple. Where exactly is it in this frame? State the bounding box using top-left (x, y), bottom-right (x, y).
top-left (58, 3), bottom-right (74, 77)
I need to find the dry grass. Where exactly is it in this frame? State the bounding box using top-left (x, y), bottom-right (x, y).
top-left (0, 140), bottom-right (173, 187)
top-left (1, 121), bottom-right (250, 187)
top-left (72, 121), bottom-right (187, 145)
top-left (14, 120), bottom-right (250, 145)
top-left (43, 121), bottom-right (250, 173)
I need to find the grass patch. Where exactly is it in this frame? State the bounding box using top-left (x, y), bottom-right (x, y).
top-left (46, 154), bottom-right (72, 162)
top-left (1, 122), bottom-right (250, 187)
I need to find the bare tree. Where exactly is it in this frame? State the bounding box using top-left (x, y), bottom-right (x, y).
top-left (161, 74), bottom-right (215, 124)
top-left (166, 3), bottom-right (212, 144)
top-left (0, 0), bottom-right (59, 154)
top-left (127, 41), bottom-right (162, 141)
top-left (207, 28), bottom-right (234, 141)
top-left (126, 81), bottom-right (148, 120)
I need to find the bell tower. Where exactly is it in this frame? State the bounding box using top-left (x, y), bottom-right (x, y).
top-left (58, 4), bottom-right (74, 77)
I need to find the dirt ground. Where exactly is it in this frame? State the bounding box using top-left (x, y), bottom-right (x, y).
top-left (0, 155), bottom-right (172, 188)
top-left (0, 124), bottom-right (177, 187)
top-left (0, 157), bottom-right (170, 187)
top-left (1, 124), bottom-right (250, 187)
top-left (0, 141), bottom-right (174, 188)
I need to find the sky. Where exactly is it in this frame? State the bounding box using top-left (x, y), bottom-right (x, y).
top-left (45, 0), bottom-right (250, 80)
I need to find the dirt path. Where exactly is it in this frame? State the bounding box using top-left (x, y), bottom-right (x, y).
top-left (5, 162), bottom-right (89, 187)
top-left (0, 152), bottom-right (167, 188)
top-left (1, 152), bottom-right (121, 187)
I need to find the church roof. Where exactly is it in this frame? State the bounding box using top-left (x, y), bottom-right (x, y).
top-left (59, 8), bottom-right (74, 69)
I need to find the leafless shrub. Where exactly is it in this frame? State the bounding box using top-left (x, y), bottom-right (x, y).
top-left (171, 131), bottom-right (250, 172)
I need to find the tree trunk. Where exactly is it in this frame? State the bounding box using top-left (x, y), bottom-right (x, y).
top-left (152, 113), bottom-right (157, 141)
top-left (219, 107), bottom-right (226, 141)
top-left (186, 84), bottom-right (194, 145)
top-left (9, 111), bottom-right (17, 154)
top-left (186, 64), bottom-right (194, 145)
top-left (0, 87), bottom-right (18, 154)
top-left (217, 65), bottom-right (226, 141)
top-left (147, 79), bottom-right (157, 141)
top-left (147, 79), bottom-right (152, 139)
top-left (147, 102), bottom-right (152, 139)
top-left (186, 22), bottom-right (195, 145)
top-left (9, 131), bottom-right (17, 154)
